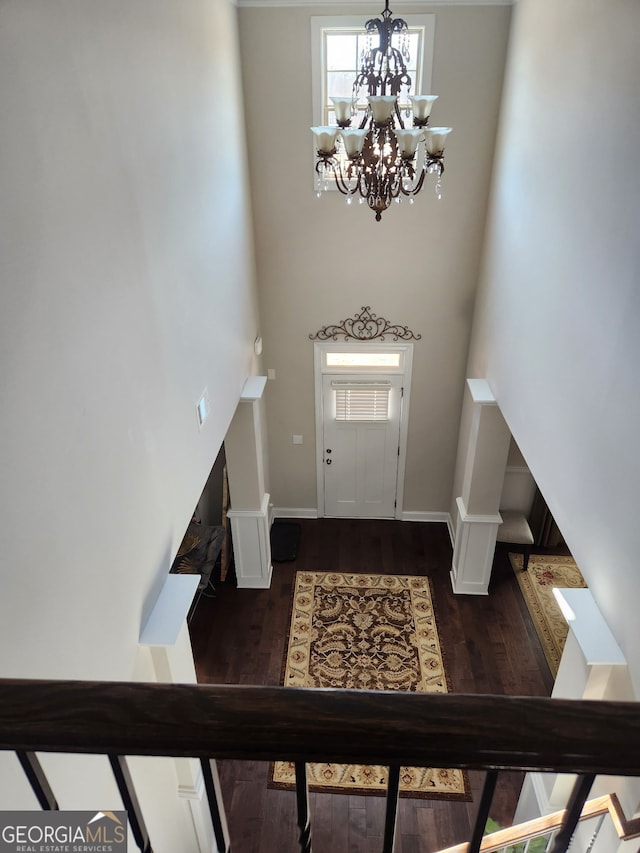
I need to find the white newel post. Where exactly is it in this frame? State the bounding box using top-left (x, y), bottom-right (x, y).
top-left (450, 379), bottom-right (511, 595)
top-left (140, 575), bottom-right (229, 853)
top-left (225, 376), bottom-right (273, 589)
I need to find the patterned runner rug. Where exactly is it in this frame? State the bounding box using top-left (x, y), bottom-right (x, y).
top-left (271, 571), bottom-right (470, 799)
top-left (510, 553), bottom-right (587, 677)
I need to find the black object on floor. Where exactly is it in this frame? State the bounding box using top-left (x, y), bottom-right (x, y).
top-left (271, 521), bottom-right (301, 562)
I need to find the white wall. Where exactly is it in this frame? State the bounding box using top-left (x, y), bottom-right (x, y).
top-left (238, 3), bottom-right (512, 514)
top-left (467, 0), bottom-right (640, 691)
top-left (0, 0), bottom-right (259, 843)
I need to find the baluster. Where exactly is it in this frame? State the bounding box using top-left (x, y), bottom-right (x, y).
top-left (583, 813), bottom-right (605, 853)
top-left (108, 755), bottom-right (153, 853)
top-left (468, 770), bottom-right (498, 853)
top-left (16, 751), bottom-right (59, 810)
top-left (294, 761), bottom-right (312, 853)
top-left (382, 765), bottom-right (400, 853)
top-left (548, 774), bottom-right (595, 853)
top-left (200, 758), bottom-right (231, 853)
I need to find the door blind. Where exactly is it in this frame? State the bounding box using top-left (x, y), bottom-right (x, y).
top-left (332, 382), bottom-right (391, 422)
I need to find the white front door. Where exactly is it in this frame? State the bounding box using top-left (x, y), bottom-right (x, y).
top-left (322, 374), bottom-right (402, 518)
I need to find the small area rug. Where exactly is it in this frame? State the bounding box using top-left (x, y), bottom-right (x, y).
top-left (510, 553), bottom-right (587, 677)
top-left (271, 571), bottom-right (469, 799)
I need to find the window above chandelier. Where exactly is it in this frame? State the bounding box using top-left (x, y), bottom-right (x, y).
top-left (310, 2), bottom-right (451, 222)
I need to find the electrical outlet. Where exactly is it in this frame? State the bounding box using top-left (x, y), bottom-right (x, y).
top-left (292, 435), bottom-right (303, 445)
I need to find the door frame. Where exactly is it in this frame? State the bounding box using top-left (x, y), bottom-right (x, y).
top-left (314, 341), bottom-right (414, 519)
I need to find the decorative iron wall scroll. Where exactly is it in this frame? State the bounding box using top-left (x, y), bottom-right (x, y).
top-left (309, 306), bottom-right (421, 342)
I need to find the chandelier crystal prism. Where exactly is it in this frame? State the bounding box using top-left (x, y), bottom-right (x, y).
top-left (311, 2), bottom-right (452, 221)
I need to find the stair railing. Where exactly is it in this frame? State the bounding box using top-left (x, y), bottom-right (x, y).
top-left (1, 679), bottom-right (639, 853)
top-left (438, 792), bottom-right (640, 852)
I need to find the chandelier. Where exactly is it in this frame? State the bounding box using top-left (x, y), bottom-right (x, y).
top-left (310, 2), bottom-right (452, 221)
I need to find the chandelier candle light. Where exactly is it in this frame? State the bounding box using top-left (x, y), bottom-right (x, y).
top-left (311, 1), bottom-right (452, 221)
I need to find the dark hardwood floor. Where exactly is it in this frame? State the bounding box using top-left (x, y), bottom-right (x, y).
top-left (189, 518), bottom-right (557, 853)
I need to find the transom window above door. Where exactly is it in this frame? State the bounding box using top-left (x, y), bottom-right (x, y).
top-left (319, 344), bottom-right (408, 374)
top-left (326, 352), bottom-right (401, 368)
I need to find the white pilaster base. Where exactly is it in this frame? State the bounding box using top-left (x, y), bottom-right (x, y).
top-left (450, 497), bottom-right (501, 595)
top-left (227, 492), bottom-right (273, 589)
top-left (177, 764), bottom-right (218, 853)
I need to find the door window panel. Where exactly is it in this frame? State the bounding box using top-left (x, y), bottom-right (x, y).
top-left (333, 383), bottom-right (391, 422)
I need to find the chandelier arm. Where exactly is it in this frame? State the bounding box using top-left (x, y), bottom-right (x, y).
top-left (399, 164), bottom-right (427, 196)
top-left (314, 155), bottom-right (349, 196)
top-left (332, 161), bottom-right (358, 196)
top-left (314, 158), bottom-right (328, 177)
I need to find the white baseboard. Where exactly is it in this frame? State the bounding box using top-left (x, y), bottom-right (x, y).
top-left (402, 510), bottom-right (455, 548)
top-left (401, 511), bottom-right (451, 526)
top-left (447, 515), bottom-right (455, 548)
top-left (272, 508), bottom-right (452, 526)
top-left (272, 507), bottom-right (319, 519)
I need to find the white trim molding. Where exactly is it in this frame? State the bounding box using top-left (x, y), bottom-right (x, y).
top-left (237, 0), bottom-right (512, 7)
top-left (272, 508), bottom-right (453, 525)
top-left (272, 507), bottom-right (319, 519)
top-left (401, 510), bottom-right (450, 524)
top-left (139, 575), bottom-right (199, 647)
top-left (178, 768), bottom-right (205, 801)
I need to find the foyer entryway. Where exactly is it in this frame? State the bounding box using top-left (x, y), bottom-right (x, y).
top-left (188, 517), bottom-right (556, 853)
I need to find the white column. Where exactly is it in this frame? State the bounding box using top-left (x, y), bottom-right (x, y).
top-left (451, 498), bottom-right (502, 595)
top-left (450, 379), bottom-right (511, 595)
top-left (227, 493), bottom-right (273, 589)
top-left (224, 377), bottom-right (273, 589)
top-left (140, 576), bottom-right (229, 853)
top-left (514, 589), bottom-right (629, 850)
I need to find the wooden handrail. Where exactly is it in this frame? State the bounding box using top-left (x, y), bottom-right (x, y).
top-left (606, 791), bottom-right (640, 840)
top-left (0, 679), bottom-right (639, 776)
top-left (438, 793), bottom-right (640, 852)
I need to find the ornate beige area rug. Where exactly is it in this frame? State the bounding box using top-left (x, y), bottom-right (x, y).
top-left (271, 571), bottom-right (470, 799)
top-left (510, 553), bottom-right (587, 677)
